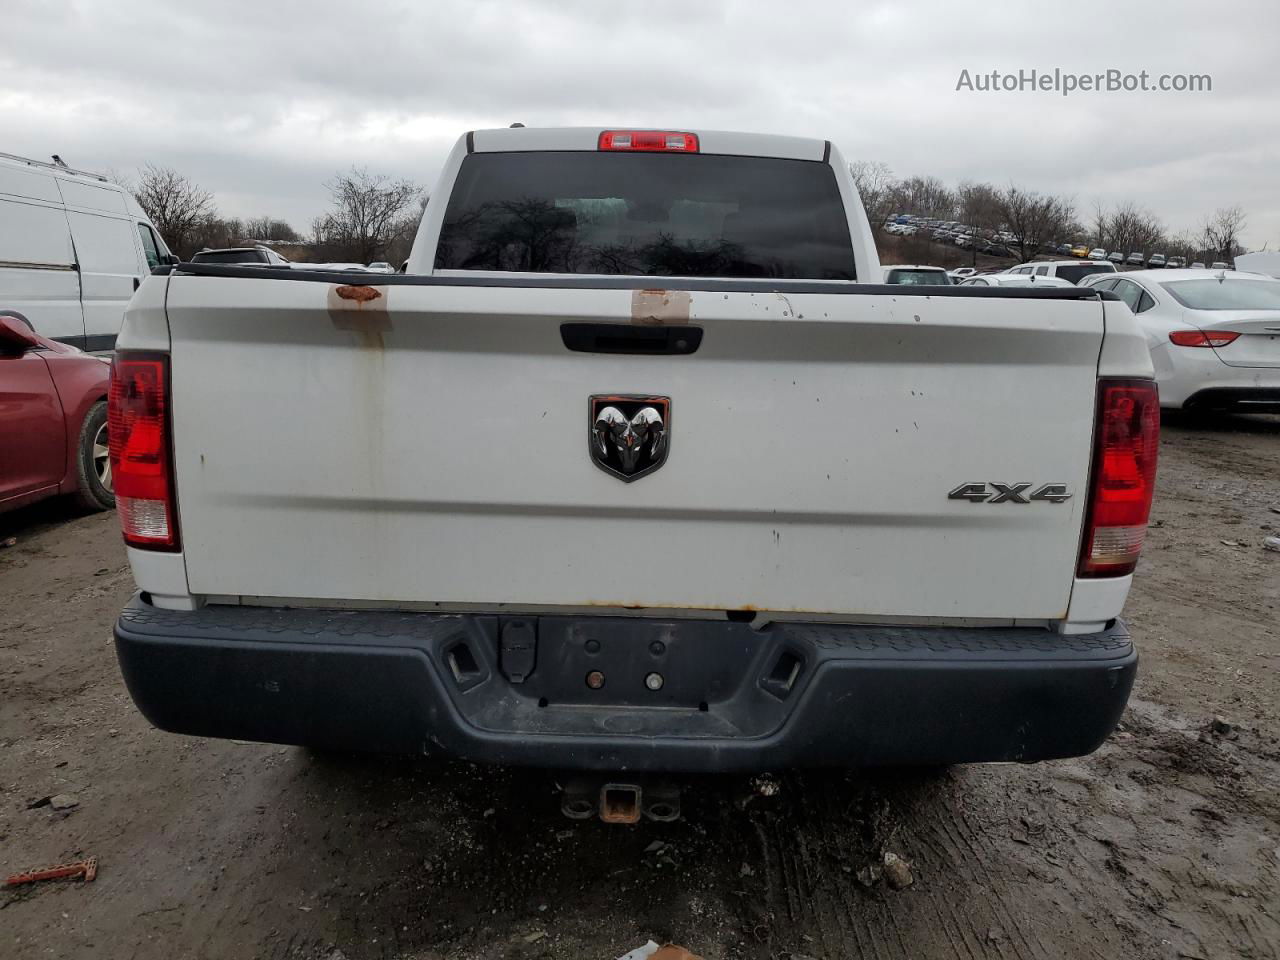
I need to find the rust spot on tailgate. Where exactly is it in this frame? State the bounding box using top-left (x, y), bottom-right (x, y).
top-left (336, 284), bottom-right (382, 304)
top-left (631, 288), bottom-right (691, 325)
top-left (328, 284), bottom-right (391, 349)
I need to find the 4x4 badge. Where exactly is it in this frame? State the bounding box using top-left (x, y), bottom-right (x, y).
top-left (589, 395), bottom-right (670, 482)
top-left (948, 482), bottom-right (1071, 504)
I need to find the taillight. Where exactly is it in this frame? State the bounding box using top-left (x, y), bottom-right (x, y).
top-left (1169, 330), bottom-right (1240, 348)
top-left (1078, 380), bottom-right (1159, 577)
top-left (598, 130), bottom-right (699, 153)
top-left (108, 353), bottom-right (179, 551)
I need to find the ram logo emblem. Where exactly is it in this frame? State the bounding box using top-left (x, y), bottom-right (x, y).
top-left (589, 395), bottom-right (670, 482)
top-left (949, 482), bottom-right (1071, 504)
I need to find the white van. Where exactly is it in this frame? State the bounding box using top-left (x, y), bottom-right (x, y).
top-left (0, 152), bottom-right (172, 351)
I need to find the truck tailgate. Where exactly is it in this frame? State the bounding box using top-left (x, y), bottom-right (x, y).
top-left (164, 274), bottom-right (1103, 621)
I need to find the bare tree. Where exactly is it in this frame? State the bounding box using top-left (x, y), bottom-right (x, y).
top-left (848, 160), bottom-right (896, 228)
top-left (1104, 202), bottom-right (1164, 257)
top-left (954, 180), bottom-right (1002, 262)
top-left (313, 168), bottom-right (424, 264)
top-left (1091, 201), bottom-right (1109, 250)
top-left (996, 186), bottom-right (1074, 262)
top-left (1200, 205), bottom-right (1247, 263)
top-left (131, 164), bottom-right (216, 258)
top-left (890, 175), bottom-right (956, 220)
top-left (244, 216), bottom-right (299, 243)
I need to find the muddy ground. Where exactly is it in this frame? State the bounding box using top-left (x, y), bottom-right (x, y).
top-left (2, 413), bottom-right (1278, 960)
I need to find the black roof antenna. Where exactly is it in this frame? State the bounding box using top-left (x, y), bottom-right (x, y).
top-left (509, 122), bottom-right (525, 128)
top-left (51, 155), bottom-right (68, 168)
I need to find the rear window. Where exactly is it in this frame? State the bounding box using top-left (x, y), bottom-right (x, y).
top-left (435, 151), bottom-right (855, 280)
top-left (191, 250), bottom-right (265, 264)
top-left (1055, 263), bottom-right (1115, 284)
top-left (885, 269), bottom-right (951, 286)
top-left (1160, 278), bottom-right (1280, 310)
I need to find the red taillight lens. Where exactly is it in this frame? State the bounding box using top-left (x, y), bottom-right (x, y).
top-left (108, 353), bottom-right (179, 550)
top-left (1169, 330), bottom-right (1240, 348)
top-left (598, 130), bottom-right (699, 153)
top-left (1078, 380), bottom-right (1159, 577)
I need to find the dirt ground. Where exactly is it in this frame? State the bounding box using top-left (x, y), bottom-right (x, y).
top-left (2, 413), bottom-right (1278, 960)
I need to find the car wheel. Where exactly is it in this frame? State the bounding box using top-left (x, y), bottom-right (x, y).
top-left (74, 401), bottom-right (115, 511)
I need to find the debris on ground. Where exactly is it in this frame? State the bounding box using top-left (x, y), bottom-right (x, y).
top-left (1202, 716), bottom-right (1240, 741)
top-left (49, 794), bottom-right (79, 811)
top-left (882, 852), bottom-right (914, 890)
top-left (5, 857), bottom-right (98, 887)
top-left (522, 930), bottom-right (546, 944)
top-left (617, 943), bottom-right (703, 960)
top-left (1263, 536), bottom-right (1280, 553)
top-left (751, 774), bottom-right (781, 797)
top-left (0, 536), bottom-right (16, 549)
top-left (855, 863), bottom-right (883, 887)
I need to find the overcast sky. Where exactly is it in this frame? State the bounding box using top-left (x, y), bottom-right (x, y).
top-left (4, 0), bottom-right (1277, 248)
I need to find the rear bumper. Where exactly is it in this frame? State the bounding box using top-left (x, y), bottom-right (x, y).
top-left (114, 596), bottom-right (1136, 773)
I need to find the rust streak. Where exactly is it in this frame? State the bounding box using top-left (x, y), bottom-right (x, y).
top-left (328, 283), bottom-right (391, 349)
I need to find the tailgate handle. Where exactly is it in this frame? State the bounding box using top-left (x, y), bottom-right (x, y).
top-left (560, 323), bottom-right (702, 355)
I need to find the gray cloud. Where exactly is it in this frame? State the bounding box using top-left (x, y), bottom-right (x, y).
top-left (4, 0), bottom-right (1276, 247)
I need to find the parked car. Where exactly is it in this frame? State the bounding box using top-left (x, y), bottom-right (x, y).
top-left (1211, 262), bottom-right (1230, 270)
top-left (1233, 252), bottom-right (1280, 279)
top-left (1070, 244), bottom-right (1089, 258)
top-left (110, 125), bottom-right (1154, 778)
top-left (1166, 257), bottom-right (1185, 268)
top-left (882, 264), bottom-right (953, 285)
top-left (1190, 262), bottom-right (1206, 269)
top-left (947, 267), bottom-right (978, 282)
top-left (960, 274), bottom-right (1075, 288)
top-left (1079, 268), bottom-right (1280, 409)
top-left (1005, 260), bottom-right (1117, 284)
top-left (1126, 253), bottom-right (1145, 266)
top-left (190, 246), bottom-right (291, 267)
top-left (1147, 254), bottom-right (1167, 269)
top-left (366, 262), bottom-right (396, 273)
top-left (1056, 243), bottom-right (1073, 256)
top-left (0, 151), bottom-right (173, 351)
top-left (0, 312), bottom-right (114, 514)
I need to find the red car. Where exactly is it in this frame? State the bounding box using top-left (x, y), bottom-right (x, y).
top-left (0, 312), bottom-right (114, 514)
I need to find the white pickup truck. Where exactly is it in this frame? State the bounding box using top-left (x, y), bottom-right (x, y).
top-left (110, 127), bottom-right (1158, 772)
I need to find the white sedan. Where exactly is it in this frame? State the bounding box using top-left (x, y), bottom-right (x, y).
top-left (960, 274), bottom-right (1075, 288)
top-left (1079, 269), bottom-right (1280, 410)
